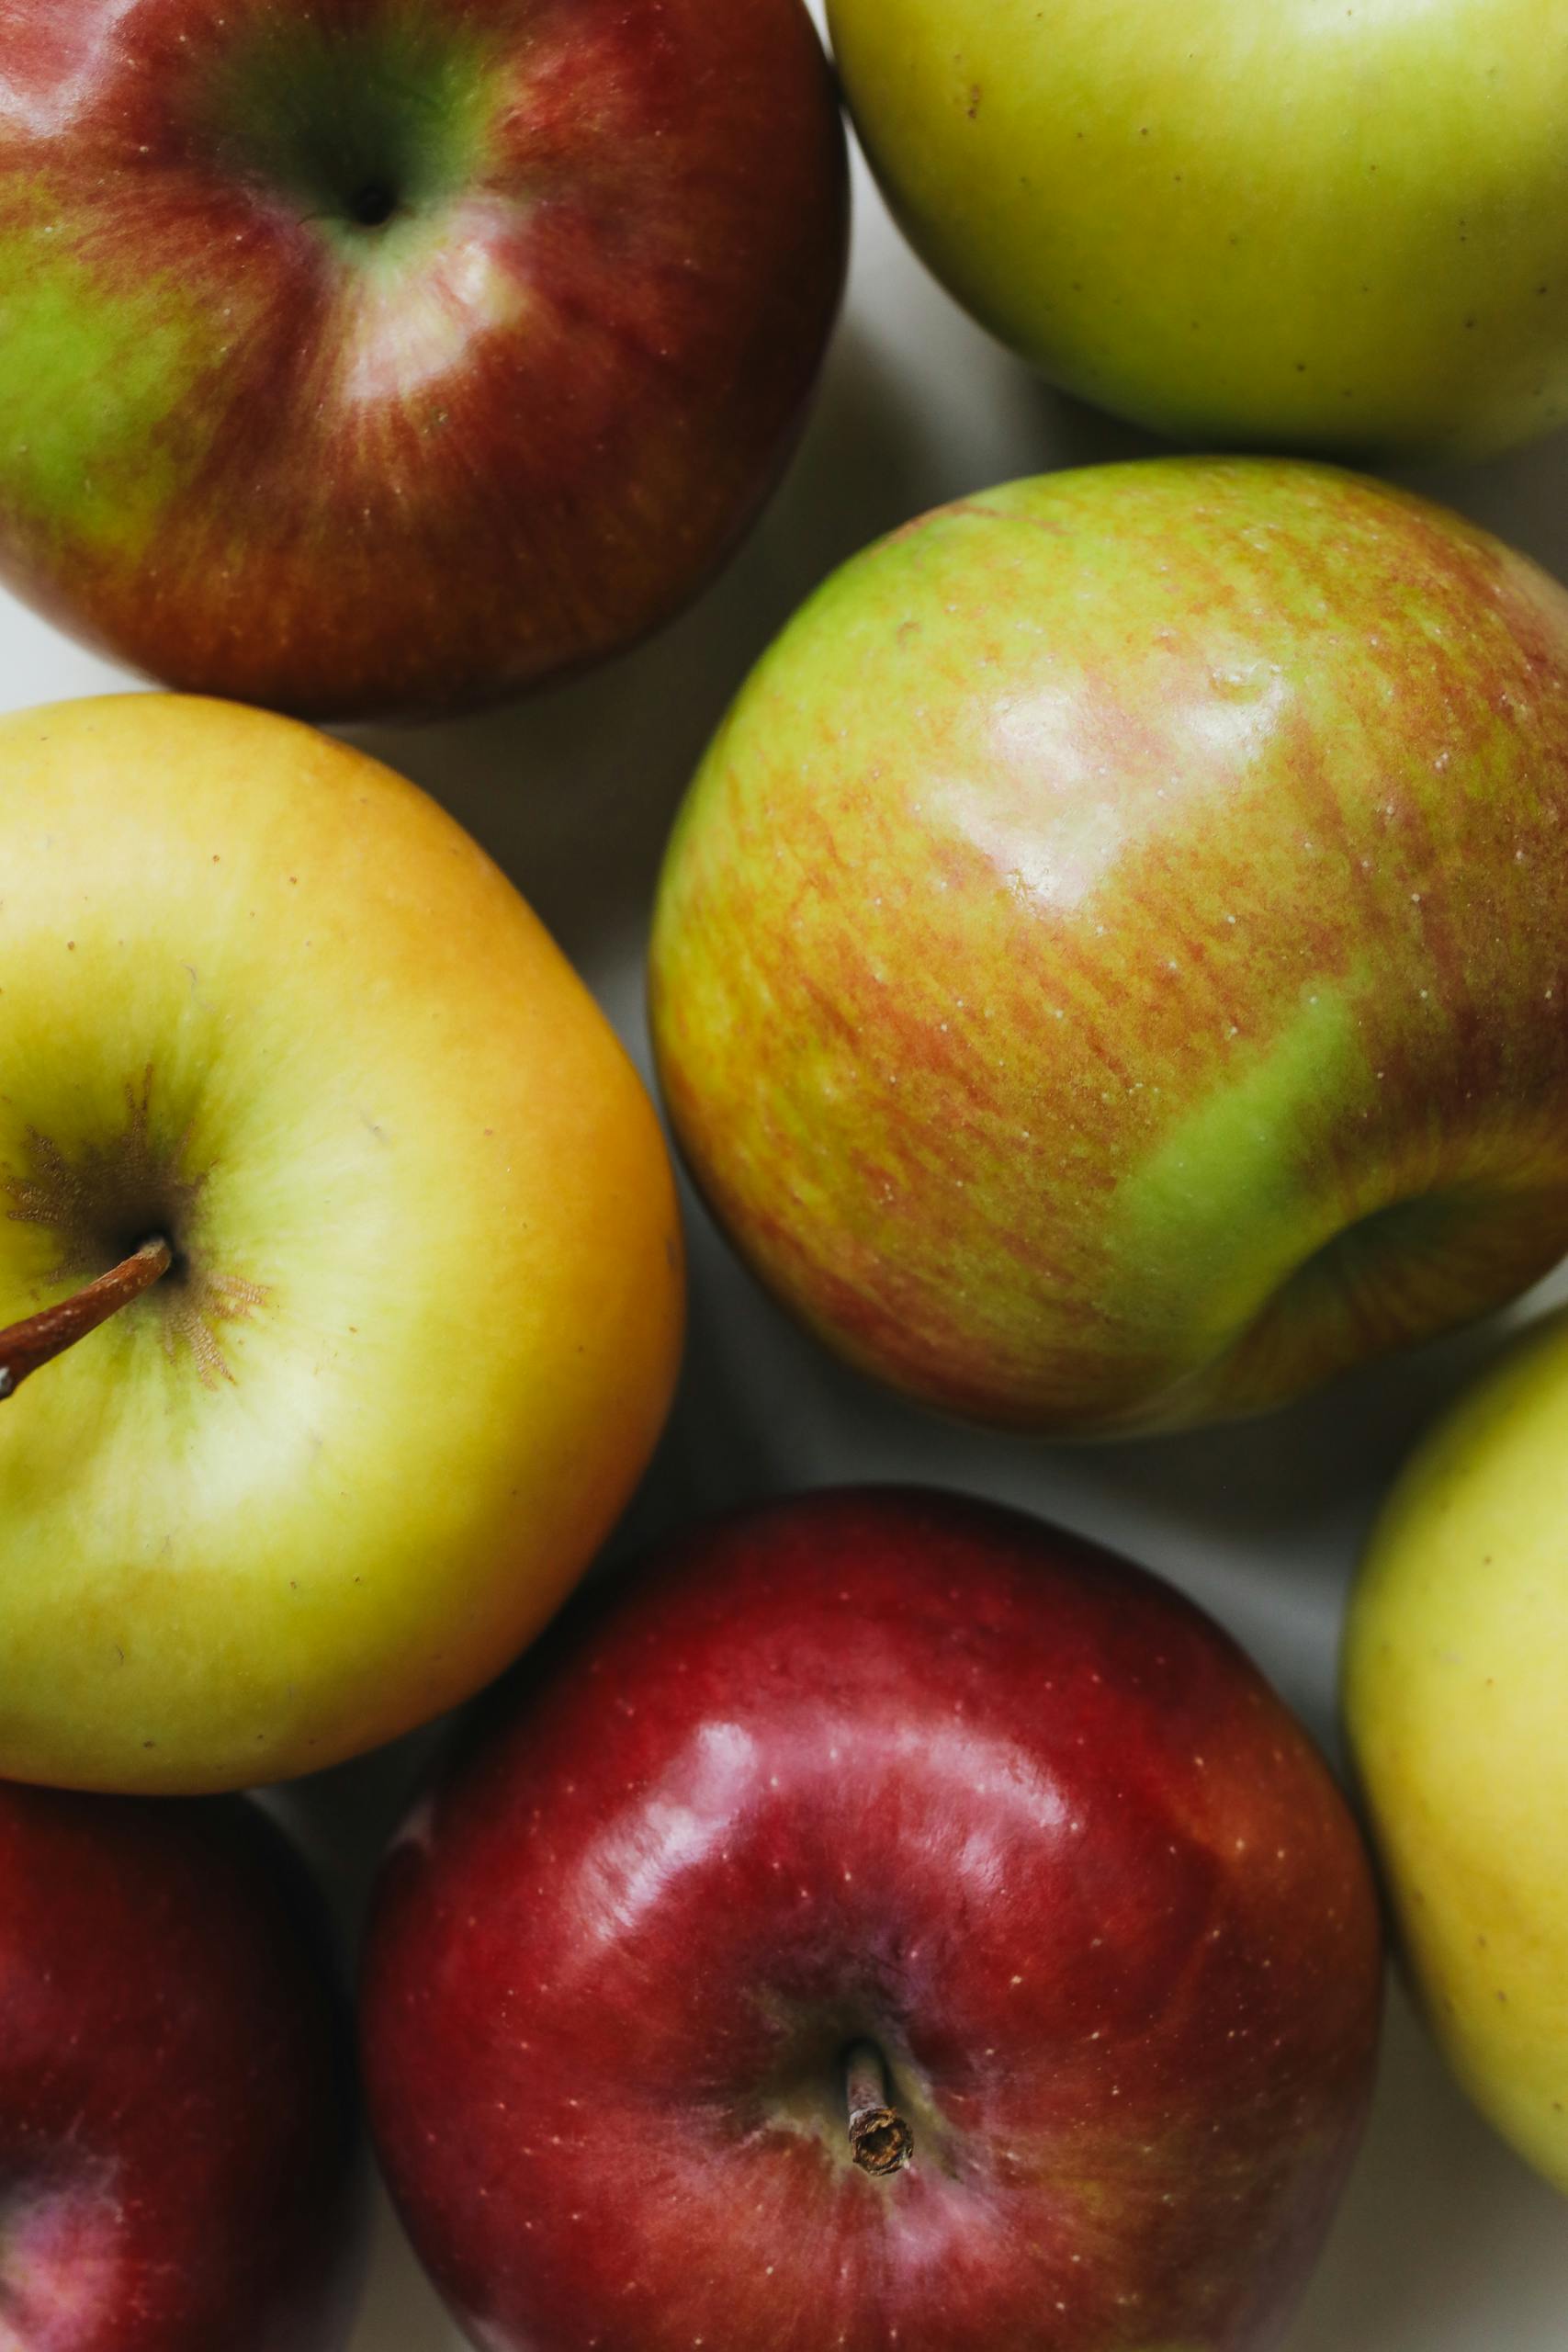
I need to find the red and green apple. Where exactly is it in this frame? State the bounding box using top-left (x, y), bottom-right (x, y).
top-left (0, 693), bottom-right (683, 1793)
top-left (0, 0), bottom-right (847, 718)
top-left (651, 458), bottom-right (1568, 1436)
top-left (361, 1487), bottom-right (1382, 2352)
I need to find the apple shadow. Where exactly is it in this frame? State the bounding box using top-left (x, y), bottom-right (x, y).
top-left (1398, 426), bottom-right (1568, 584)
top-left (341, 320), bottom-right (953, 989)
top-left (1283, 1980), bottom-right (1567, 2352)
top-left (347, 2184), bottom-right (467, 2352)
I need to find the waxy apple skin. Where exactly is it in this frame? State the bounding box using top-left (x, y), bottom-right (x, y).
top-left (361, 1487), bottom-right (1382, 2352)
top-left (829, 0), bottom-right (1568, 462)
top-left (651, 458), bottom-right (1568, 1436)
top-left (0, 694), bottom-right (683, 1792)
top-left (0, 1784), bottom-right (356, 2352)
top-left (0, 0), bottom-right (847, 720)
top-left (1345, 1310), bottom-right (1568, 2194)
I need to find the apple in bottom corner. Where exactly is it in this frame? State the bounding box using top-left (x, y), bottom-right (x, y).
top-left (361, 1487), bottom-right (1382, 2352)
top-left (0, 1784), bottom-right (359, 2352)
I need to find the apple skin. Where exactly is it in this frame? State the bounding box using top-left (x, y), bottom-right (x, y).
top-left (361, 1487), bottom-right (1382, 2352)
top-left (0, 1782), bottom-right (358, 2352)
top-left (0, 0), bottom-right (847, 721)
top-left (0, 693), bottom-right (683, 1792)
top-left (829, 0), bottom-right (1568, 463)
top-left (1344, 1308), bottom-right (1568, 2195)
top-left (651, 458), bottom-right (1568, 1437)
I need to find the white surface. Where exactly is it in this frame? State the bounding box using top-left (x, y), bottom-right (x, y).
top-left (4, 30), bottom-right (1567, 2347)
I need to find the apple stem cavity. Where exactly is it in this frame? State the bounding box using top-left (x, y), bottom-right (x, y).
top-left (0, 1238), bottom-right (173, 1399)
top-left (844, 2040), bottom-right (914, 2178)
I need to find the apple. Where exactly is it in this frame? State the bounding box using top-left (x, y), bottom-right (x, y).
top-left (361, 1486), bottom-right (1382, 2352)
top-left (651, 458), bottom-right (1568, 1437)
top-left (0, 1781), bottom-right (357, 2352)
top-left (1344, 1306), bottom-right (1568, 2195)
top-left (0, 0), bottom-right (847, 721)
top-left (0, 692), bottom-right (683, 1792)
top-left (828, 0), bottom-right (1568, 462)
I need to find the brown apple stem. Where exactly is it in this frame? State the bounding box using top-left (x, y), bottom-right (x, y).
top-left (845, 2041), bottom-right (914, 2177)
top-left (0, 1238), bottom-right (172, 1400)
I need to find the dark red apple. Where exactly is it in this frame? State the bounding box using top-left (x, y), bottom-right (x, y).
top-left (361, 1487), bottom-right (1382, 2352)
top-left (0, 1785), bottom-right (358, 2351)
top-left (0, 0), bottom-right (847, 719)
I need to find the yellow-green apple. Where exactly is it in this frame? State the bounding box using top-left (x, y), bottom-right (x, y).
top-left (360, 1487), bottom-right (1382, 2352)
top-left (651, 458), bottom-right (1568, 1437)
top-left (0, 1781), bottom-right (357, 2351)
top-left (0, 0), bottom-right (847, 720)
top-left (829, 0), bottom-right (1568, 461)
top-left (0, 693), bottom-right (682, 1793)
top-left (1344, 1308), bottom-right (1568, 2194)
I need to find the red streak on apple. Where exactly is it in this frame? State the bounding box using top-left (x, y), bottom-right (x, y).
top-left (0, 1786), bottom-right (358, 2352)
top-left (362, 1488), bottom-right (1382, 2352)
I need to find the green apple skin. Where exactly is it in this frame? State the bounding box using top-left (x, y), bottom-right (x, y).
top-left (1344, 1313), bottom-right (1568, 2195)
top-left (650, 458), bottom-right (1568, 1438)
top-left (0, 695), bottom-right (683, 1795)
top-left (829, 0), bottom-right (1568, 462)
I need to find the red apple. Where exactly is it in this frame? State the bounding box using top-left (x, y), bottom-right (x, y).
top-left (0, 1784), bottom-right (358, 2351)
top-left (0, 0), bottom-right (847, 720)
top-left (362, 1487), bottom-right (1382, 2352)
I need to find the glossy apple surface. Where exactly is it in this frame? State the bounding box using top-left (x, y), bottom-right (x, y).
top-left (829, 0), bottom-right (1568, 461)
top-left (0, 694), bottom-right (682, 1792)
top-left (0, 0), bottom-right (846, 719)
top-left (651, 458), bottom-right (1568, 1436)
top-left (1345, 1309), bottom-right (1568, 2194)
top-left (362, 1487), bottom-right (1382, 2352)
top-left (0, 1783), bottom-right (356, 2352)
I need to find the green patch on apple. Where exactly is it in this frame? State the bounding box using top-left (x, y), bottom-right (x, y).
top-left (0, 220), bottom-right (215, 557)
top-left (1106, 978), bottom-right (1371, 1353)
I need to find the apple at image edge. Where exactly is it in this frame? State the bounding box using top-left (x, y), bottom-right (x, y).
top-left (0, 1783), bottom-right (357, 2352)
top-left (827, 0), bottom-right (1568, 462)
top-left (650, 457), bottom-right (1568, 1438)
top-left (362, 1487), bottom-right (1383, 2352)
top-left (1345, 1306), bottom-right (1568, 2196)
top-left (0, 693), bottom-right (684, 1795)
top-left (0, 0), bottom-right (849, 719)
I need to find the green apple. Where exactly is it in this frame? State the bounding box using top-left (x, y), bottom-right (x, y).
top-left (650, 458), bottom-right (1568, 1437)
top-left (0, 695), bottom-right (683, 1794)
top-left (828, 0), bottom-right (1568, 461)
top-left (1344, 1310), bottom-right (1568, 2195)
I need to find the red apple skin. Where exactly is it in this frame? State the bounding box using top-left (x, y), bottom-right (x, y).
top-left (362, 1487), bottom-right (1382, 2352)
top-left (0, 1787), bottom-right (358, 2352)
top-left (0, 0), bottom-right (847, 720)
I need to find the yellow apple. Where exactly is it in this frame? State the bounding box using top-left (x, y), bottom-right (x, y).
top-left (1344, 1311), bottom-right (1568, 2192)
top-left (0, 695), bottom-right (683, 1794)
top-left (829, 0), bottom-right (1568, 460)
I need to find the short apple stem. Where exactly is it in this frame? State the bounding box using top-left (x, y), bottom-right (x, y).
top-left (0, 1238), bottom-right (172, 1400)
top-left (845, 2040), bottom-right (914, 2177)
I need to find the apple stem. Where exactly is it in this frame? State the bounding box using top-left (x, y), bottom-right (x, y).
top-left (845, 2040), bottom-right (914, 2177)
top-left (0, 1238), bottom-right (173, 1400)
